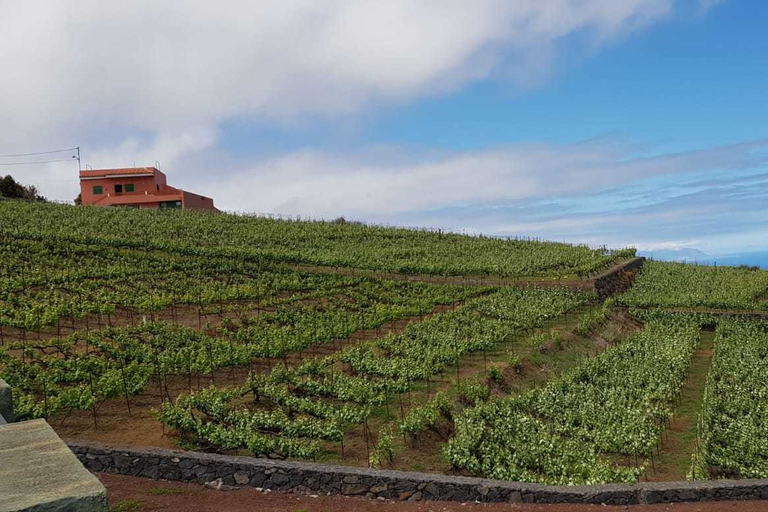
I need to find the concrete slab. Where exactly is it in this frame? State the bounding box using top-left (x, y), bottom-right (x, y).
top-left (0, 378), bottom-right (12, 423)
top-left (0, 419), bottom-right (107, 512)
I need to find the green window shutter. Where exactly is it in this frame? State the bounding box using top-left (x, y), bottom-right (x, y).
top-left (92, 185), bottom-right (103, 194)
top-left (125, 184), bottom-right (135, 192)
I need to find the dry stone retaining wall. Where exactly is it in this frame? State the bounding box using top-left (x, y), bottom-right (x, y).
top-left (67, 439), bottom-right (768, 505)
top-left (594, 257), bottom-right (645, 300)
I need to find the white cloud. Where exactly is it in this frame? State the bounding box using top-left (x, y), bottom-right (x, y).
top-left (4, 0), bottom-right (747, 253)
top-left (14, 134), bottom-right (768, 255)
top-left (194, 138), bottom-right (768, 218)
top-left (1, 0), bottom-right (674, 141)
top-left (24, 135), bottom-right (768, 220)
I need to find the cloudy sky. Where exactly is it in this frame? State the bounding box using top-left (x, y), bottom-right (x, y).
top-left (2, 0), bottom-right (766, 256)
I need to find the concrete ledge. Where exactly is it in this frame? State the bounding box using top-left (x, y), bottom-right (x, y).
top-left (66, 439), bottom-right (768, 505)
top-left (1, 420), bottom-right (107, 512)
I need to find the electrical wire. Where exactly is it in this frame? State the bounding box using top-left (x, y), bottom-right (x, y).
top-left (0, 147), bottom-right (78, 158)
top-left (0, 158), bottom-right (77, 166)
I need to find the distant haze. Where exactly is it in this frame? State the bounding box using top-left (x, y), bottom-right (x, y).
top-left (639, 248), bottom-right (768, 269)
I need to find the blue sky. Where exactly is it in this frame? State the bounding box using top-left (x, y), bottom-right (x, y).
top-left (3, 0), bottom-right (767, 257)
top-left (218, 0), bottom-right (768, 155)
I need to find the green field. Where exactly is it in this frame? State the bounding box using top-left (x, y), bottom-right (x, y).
top-left (2, 200), bottom-right (768, 484)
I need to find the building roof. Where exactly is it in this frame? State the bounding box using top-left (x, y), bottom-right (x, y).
top-left (79, 167), bottom-right (162, 179)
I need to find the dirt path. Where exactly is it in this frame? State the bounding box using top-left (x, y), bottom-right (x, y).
top-left (648, 331), bottom-right (715, 481)
top-left (99, 473), bottom-right (768, 512)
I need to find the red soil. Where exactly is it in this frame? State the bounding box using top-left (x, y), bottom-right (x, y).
top-left (100, 473), bottom-right (768, 512)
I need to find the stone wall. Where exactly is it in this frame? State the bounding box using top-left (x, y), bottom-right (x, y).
top-left (594, 257), bottom-right (645, 300)
top-left (67, 439), bottom-right (768, 505)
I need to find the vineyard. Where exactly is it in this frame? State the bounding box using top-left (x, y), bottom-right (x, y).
top-left (2, 200), bottom-right (768, 487)
top-left (690, 320), bottom-right (768, 480)
top-left (618, 260), bottom-right (768, 311)
top-left (0, 200), bottom-right (633, 278)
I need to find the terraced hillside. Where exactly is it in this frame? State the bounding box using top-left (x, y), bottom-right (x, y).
top-left (2, 200), bottom-right (767, 486)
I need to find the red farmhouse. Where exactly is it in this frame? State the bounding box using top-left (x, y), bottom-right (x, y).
top-left (79, 167), bottom-right (216, 211)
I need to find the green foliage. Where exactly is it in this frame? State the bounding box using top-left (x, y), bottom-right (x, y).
top-left (110, 500), bottom-right (143, 512)
top-left (400, 392), bottom-right (451, 436)
top-left (445, 320), bottom-right (700, 484)
top-left (575, 306), bottom-right (609, 336)
top-left (690, 320), bottom-right (768, 480)
top-left (507, 352), bottom-right (522, 372)
top-left (0, 200), bottom-right (633, 279)
top-left (0, 175), bottom-right (45, 201)
top-left (158, 288), bottom-right (589, 456)
top-left (527, 332), bottom-right (548, 348)
top-left (487, 365), bottom-right (503, 382)
top-left (620, 260), bottom-right (768, 310)
top-left (369, 424), bottom-right (396, 468)
top-left (453, 379), bottom-right (490, 405)
top-left (147, 487), bottom-right (184, 496)
top-left (0, 274), bottom-right (474, 419)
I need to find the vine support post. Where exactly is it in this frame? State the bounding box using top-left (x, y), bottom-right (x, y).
top-left (88, 372), bottom-right (98, 430)
top-left (119, 357), bottom-right (132, 415)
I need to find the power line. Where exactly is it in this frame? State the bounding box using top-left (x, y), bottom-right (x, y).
top-left (0, 147), bottom-right (79, 158)
top-left (0, 158), bottom-right (77, 166)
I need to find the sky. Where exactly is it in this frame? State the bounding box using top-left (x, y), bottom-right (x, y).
top-left (1, 0), bottom-right (767, 257)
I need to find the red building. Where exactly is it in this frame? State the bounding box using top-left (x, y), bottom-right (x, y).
top-left (79, 167), bottom-right (216, 211)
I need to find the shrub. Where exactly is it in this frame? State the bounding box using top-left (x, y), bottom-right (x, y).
top-left (507, 353), bottom-right (522, 372)
top-left (454, 379), bottom-right (489, 404)
top-left (488, 365), bottom-right (503, 383)
top-left (369, 424), bottom-right (395, 468)
top-left (400, 392), bottom-right (451, 436)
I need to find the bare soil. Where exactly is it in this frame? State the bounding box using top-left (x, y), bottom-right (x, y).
top-left (100, 473), bottom-right (768, 512)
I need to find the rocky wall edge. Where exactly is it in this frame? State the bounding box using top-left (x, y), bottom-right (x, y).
top-left (66, 439), bottom-right (768, 505)
top-left (594, 257), bottom-right (646, 300)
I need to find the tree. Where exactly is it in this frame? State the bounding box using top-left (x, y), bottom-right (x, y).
top-left (0, 175), bottom-right (46, 201)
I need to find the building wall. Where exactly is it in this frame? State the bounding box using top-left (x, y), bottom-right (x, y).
top-left (79, 169), bottom-right (215, 210)
top-left (81, 174), bottom-right (160, 205)
top-left (182, 191), bottom-right (216, 211)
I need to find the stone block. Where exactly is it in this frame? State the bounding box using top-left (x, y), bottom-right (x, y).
top-left (0, 419), bottom-right (107, 512)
